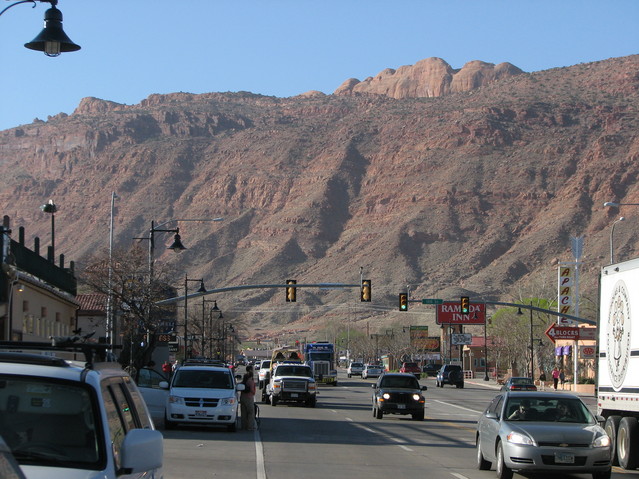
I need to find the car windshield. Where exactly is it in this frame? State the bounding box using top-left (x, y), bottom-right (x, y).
top-left (0, 376), bottom-right (101, 468)
top-left (505, 397), bottom-right (594, 423)
top-left (511, 377), bottom-right (533, 384)
top-left (403, 363), bottom-right (418, 368)
top-left (275, 366), bottom-right (312, 377)
top-left (173, 370), bottom-right (233, 389)
top-left (351, 363), bottom-right (363, 367)
top-left (380, 376), bottom-right (420, 389)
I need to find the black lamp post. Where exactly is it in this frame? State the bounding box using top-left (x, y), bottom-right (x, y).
top-left (183, 274), bottom-right (206, 360)
top-left (40, 199), bottom-right (57, 260)
top-left (1, 0), bottom-right (80, 56)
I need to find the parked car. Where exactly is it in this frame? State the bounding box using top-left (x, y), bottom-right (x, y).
top-left (362, 364), bottom-right (383, 379)
top-left (476, 391), bottom-right (611, 479)
top-left (347, 361), bottom-right (364, 378)
top-left (164, 363), bottom-right (244, 431)
top-left (136, 367), bottom-right (170, 421)
top-left (422, 363), bottom-right (440, 377)
top-left (399, 362), bottom-right (421, 379)
top-left (436, 364), bottom-right (464, 388)
top-left (0, 341), bottom-right (163, 479)
top-left (501, 377), bottom-right (537, 391)
top-left (371, 373), bottom-right (427, 421)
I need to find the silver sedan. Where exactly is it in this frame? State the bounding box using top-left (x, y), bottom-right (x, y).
top-left (476, 391), bottom-right (611, 479)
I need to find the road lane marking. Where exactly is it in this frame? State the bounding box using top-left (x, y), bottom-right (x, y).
top-left (399, 445), bottom-right (413, 452)
top-left (255, 429), bottom-right (266, 479)
top-left (434, 400), bottom-right (482, 414)
top-left (451, 473), bottom-right (469, 479)
top-left (345, 417), bottom-right (353, 421)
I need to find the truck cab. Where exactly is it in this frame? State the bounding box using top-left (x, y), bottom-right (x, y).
top-left (264, 362), bottom-right (317, 407)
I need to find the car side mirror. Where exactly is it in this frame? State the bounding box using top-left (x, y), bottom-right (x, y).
top-left (159, 381), bottom-right (169, 389)
top-left (236, 383), bottom-right (246, 391)
top-left (485, 411), bottom-right (498, 420)
top-left (421, 386), bottom-right (428, 391)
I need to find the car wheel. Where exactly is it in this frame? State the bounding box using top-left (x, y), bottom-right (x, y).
top-left (306, 397), bottom-right (317, 408)
top-left (348, 374), bottom-right (351, 378)
top-left (412, 411), bottom-right (424, 421)
top-left (618, 416), bottom-right (639, 469)
top-left (375, 405), bottom-right (383, 420)
top-left (476, 436), bottom-right (491, 470)
top-left (164, 416), bottom-right (177, 430)
top-left (605, 415), bottom-right (622, 466)
top-left (592, 470), bottom-right (612, 479)
top-left (227, 420), bottom-right (237, 432)
top-left (496, 443), bottom-right (513, 479)
top-left (270, 395), bottom-right (278, 406)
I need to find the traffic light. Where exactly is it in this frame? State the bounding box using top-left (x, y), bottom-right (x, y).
top-left (286, 279), bottom-right (297, 302)
top-left (399, 293), bottom-right (408, 311)
top-left (461, 296), bottom-right (470, 314)
top-left (361, 279), bottom-right (371, 302)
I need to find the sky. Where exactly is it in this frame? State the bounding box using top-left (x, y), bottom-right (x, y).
top-left (0, 0), bottom-right (637, 132)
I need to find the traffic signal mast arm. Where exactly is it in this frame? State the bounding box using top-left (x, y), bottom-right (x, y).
top-left (155, 282), bottom-right (365, 305)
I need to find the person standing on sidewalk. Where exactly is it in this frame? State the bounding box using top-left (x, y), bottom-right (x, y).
top-left (240, 365), bottom-right (257, 431)
top-left (559, 369), bottom-right (566, 389)
top-left (538, 371), bottom-right (546, 391)
top-left (552, 366), bottom-right (560, 390)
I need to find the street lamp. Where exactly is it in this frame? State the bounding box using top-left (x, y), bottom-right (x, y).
top-left (1, 0), bottom-right (80, 56)
top-left (610, 217), bottom-right (625, 264)
top-left (183, 274), bottom-right (206, 360)
top-left (40, 199), bottom-right (57, 260)
top-left (518, 303), bottom-right (535, 379)
top-left (201, 298), bottom-right (218, 357)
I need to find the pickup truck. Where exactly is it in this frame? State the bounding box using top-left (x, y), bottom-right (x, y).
top-left (399, 362), bottom-right (421, 379)
top-left (264, 363), bottom-right (317, 407)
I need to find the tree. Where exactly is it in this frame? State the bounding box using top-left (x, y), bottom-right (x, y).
top-left (81, 245), bottom-right (177, 371)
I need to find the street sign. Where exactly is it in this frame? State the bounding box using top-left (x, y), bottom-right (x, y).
top-left (545, 324), bottom-right (597, 343)
top-left (422, 298), bottom-right (444, 305)
top-left (436, 302), bottom-right (485, 324)
top-left (451, 333), bottom-right (472, 345)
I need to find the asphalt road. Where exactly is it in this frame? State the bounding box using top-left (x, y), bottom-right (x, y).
top-left (159, 370), bottom-right (635, 479)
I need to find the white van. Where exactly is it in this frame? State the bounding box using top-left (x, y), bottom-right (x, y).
top-left (0, 341), bottom-right (163, 479)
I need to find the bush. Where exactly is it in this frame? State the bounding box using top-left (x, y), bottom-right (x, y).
top-left (578, 377), bottom-right (595, 384)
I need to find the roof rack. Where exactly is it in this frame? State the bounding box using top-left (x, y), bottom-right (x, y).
top-left (0, 339), bottom-right (120, 367)
top-left (182, 358), bottom-right (227, 367)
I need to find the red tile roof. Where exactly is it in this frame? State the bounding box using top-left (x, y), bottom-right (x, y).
top-left (77, 293), bottom-right (107, 314)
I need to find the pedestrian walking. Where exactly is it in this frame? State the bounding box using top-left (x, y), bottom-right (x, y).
top-left (552, 366), bottom-right (560, 390)
top-left (559, 369), bottom-right (566, 389)
top-left (240, 365), bottom-right (257, 431)
top-left (538, 371), bottom-right (546, 391)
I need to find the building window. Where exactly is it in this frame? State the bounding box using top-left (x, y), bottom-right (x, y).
top-left (22, 300), bottom-right (29, 312)
top-left (55, 312), bottom-right (61, 322)
top-left (41, 307), bottom-right (47, 318)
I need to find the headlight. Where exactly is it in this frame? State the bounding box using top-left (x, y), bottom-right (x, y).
top-left (593, 434), bottom-right (611, 448)
top-left (308, 383), bottom-right (316, 391)
top-left (506, 432), bottom-right (534, 445)
top-left (412, 394), bottom-right (421, 401)
top-left (220, 397), bottom-right (236, 406)
top-left (168, 395), bottom-right (184, 405)
top-left (382, 393), bottom-right (390, 400)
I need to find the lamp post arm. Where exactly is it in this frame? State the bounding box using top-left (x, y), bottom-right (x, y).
top-left (0, 1), bottom-right (36, 18)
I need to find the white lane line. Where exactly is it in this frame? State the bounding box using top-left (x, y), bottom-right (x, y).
top-left (363, 427), bottom-right (375, 433)
top-left (345, 417), bottom-right (353, 422)
top-left (330, 409), bottom-right (338, 413)
top-left (450, 473), bottom-right (469, 479)
top-left (399, 445), bottom-right (413, 452)
top-left (390, 437), bottom-right (404, 443)
top-left (255, 429), bottom-right (266, 479)
top-left (434, 400), bottom-right (482, 414)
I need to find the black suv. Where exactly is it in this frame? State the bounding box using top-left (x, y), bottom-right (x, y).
top-left (436, 364), bottom-right (464, 388)
top-left (371, 373), bottom-right (427, 421)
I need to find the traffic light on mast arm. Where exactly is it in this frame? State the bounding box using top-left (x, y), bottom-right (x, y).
top-left (461, 296), bottom-right (470, 314)
top-left (399, 293), bottom-right (408, 311)
top-left (286, 279), bottom-right (297, 302)
top-left (361, 279), bottom-right (371, 302)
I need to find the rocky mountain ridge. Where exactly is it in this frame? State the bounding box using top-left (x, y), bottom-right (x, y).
top-left (1, 55), bottom-right (638, 338)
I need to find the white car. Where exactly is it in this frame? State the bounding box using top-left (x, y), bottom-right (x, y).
top-left (165, 363), bottom-right (244, 431)
top-left (362, 364), bottom-right (383, 379)
top-left (0, 341), bottom-right (163, 479)
top-left (347, 361), bottom-right (365, 378)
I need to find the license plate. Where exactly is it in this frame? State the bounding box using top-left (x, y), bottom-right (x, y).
top-left (397, 404), bottom-right (406, 409)
top-left (554, 452), bottom-right (575, 464)
top-left (195, 410), bottom-right (207, 417)
top-left (291, 393), bottom-right (298, 398)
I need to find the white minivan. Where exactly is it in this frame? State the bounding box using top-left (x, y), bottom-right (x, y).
top-left (0, 341), bottom-right (163, 479)
top-left (164, 363), bottom-right (244, 431)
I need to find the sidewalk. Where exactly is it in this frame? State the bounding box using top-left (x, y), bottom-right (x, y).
top-left (465, 378), bottom-right (596, 398)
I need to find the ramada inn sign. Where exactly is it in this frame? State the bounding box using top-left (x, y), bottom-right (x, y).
top-left (436, 302), bottom-right (486, 325)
